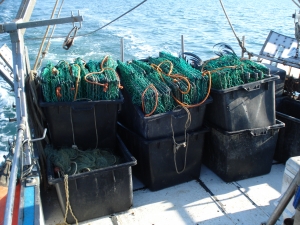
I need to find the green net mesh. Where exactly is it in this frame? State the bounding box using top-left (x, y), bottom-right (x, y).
top-left (45, 145), bottom-right (121, 175)
top-left (40, 56), bottom-right (121, 102)
top-left (117, 52), bottom-right (210, 116)
top-left (84, 56), bottom-right (120, 101)
top-left (117, 60), bottom-right (165, 115)
top-left (200, 54), bottom-right (269, 89)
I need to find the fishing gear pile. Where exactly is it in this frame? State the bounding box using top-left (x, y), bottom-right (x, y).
top-left (45, 145), bottom-right (122, 176)
top-left (117, 51), bottom-right (210, 116)
top-left (40, 55), bottom-right (122, 102)
top-left (200, 43), bottom-right (270, 90)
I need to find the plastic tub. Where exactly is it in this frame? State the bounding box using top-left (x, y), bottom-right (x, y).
top-left (118, 89), bottom-right (213, 140)
top-left (39, 92), bottom-right (123, 150)
top-left (204, 119), bottom-right (285, 182)
top-left (47, 135), bottom-right (137, 224)
top-left (117, 122), bottom-right (210, 191)
top-left (263, 63), bottom-right (286, 97)
top-left (205, 75), bottom-right (279, 131)
top-left (275, 96), bottom-right (300, 162)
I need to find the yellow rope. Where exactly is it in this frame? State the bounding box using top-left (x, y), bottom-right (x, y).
top-left (63, 175), bottom-right (78, 225)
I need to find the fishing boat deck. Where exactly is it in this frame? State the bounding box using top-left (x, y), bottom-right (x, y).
top-left (42, 163), bottom-right (286, 225)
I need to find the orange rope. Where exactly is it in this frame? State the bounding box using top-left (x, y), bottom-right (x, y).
top-left (151, 60), bottom-right (211, 108)
top-left (84, 70), bottom-right (109, 92)
top-left (141, 84), bottom-right (159, 117)
top-left (56, 86), bottom-right (62, 100)
top-left (72, 64), bottom-right (81, 100)
top-left (151, 60), bottom-right (191, 94)
top-left (171, 71), bottom-right (211, 108)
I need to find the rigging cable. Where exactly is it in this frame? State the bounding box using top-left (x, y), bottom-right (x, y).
top-left (26, 0), bottom-right (148, 40)
top-left (219, 0), bottom-right (252, 58)
top-left (292, 0), bottom-right (300, 8)
top-left (33, 0), bottom-right (65, 71)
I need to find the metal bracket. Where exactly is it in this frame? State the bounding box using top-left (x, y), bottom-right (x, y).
top-left (0, 15), bottom-right (83, 33)
top-left (71, 10), bottom-right (82, 30)
top-left (30, 128), bottom-right (47, 142)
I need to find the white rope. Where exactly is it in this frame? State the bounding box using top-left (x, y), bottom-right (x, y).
top-left (33, 0), bottom-right (65, 71)
top-left (26, 0), bottom-right (148, 40)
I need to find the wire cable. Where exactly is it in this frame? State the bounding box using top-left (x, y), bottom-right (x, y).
top-left (26, 0), bottom-right (148, 40)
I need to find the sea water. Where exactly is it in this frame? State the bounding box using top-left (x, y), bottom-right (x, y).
top-left (0, 0), bottom-right (296, 162)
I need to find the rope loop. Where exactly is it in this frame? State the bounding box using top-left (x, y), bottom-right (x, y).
top-left (171, 106), bottom-right (191, 174)
top-left (84, 71), bottom-right (109, 92)
top-left (62, 175), bottom-right (78, 225)
top-left (151, 60), bottom-right (191, 95)
top-left (141, 84), bottom-right (159, 117)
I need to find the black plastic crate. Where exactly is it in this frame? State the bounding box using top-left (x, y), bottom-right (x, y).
top-left (117, 122), bottom-right (210, 191)
top-left (203, 120), bottom-right (284, 183)
top-left (47, 135), bottom-right (136, 224)
top-left (205, 75), bottom-right (278, 131)
top-left (263, 63), bottom-right (286, 97)
top-left (118, 89), bottom-right (213, 140)
top-left (275, 97), bottom-right (300, 162)
top-left (39, 92), bottom-right (123, 150)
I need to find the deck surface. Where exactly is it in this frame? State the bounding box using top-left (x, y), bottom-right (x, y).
top-left (42, 163), bottom-right (286, 225)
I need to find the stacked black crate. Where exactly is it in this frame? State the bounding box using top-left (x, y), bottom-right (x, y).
top-left (118, 89), bottom-right (212, 191)
top-left (275, 95), bottom-right (300, 163)
top-left (39, 59), bottom-right (137, 223)
top-left (203, 75), bottom-right (285, 182)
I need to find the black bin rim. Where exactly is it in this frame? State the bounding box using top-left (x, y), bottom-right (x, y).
top-left (207, 119), bottom-right (285, 136)
top-left (47, 135), bottom-right (137, 185)
top-left (39, 91), bottom-right (124, 107)
top-left (210, 75), bottom-right (279, 94)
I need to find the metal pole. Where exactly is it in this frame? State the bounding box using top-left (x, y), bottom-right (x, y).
top-left (242, 36), bottom-right (245, 58)
top-left (264, 169), bottom-right (300, 225)
top-left (10, 29), bottom-right (28, 124)
top-left (181, 35), bottom-right (184, 57)
top-left (121, 37), bottom-right (124, 62)
top-left (3, 117), bottom-right (26, 225)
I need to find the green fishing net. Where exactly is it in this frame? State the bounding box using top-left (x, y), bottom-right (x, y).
top-left (117, 51), bottom-right (210, 116)
top-left (201, 54), bottom-right (269, 89)
top-left (40, 56), bottom-right (120, 102)
top-left (45, 145), bottom-right (121, 175)
top-left (85, 56), bottom-right (120, 101)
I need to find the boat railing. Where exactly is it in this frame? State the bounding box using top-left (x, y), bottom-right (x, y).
top-left (0, 1), bottom-right (83, 222)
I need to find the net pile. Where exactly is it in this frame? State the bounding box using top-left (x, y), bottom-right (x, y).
top-left (201, 54), bottom-right (269, 90)
top-left (40, 55), bottom-right (121, 102)
top-left (45, 145), bottom-right (121, 176)
top-left (117, 51), bottom-right (210, 116)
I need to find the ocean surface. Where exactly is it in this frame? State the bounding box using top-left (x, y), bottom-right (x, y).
top-left (0, 0), bottom-right (296, 161)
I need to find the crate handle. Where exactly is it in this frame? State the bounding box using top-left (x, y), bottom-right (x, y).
top-left (173, 134), bottom-right (189, 174)
top-left (171, 106), bottom-right (191, 174)
top-left (242, 84), bottom-right (261, 92)
top-left (250, 128), bottom-right (268, 136)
